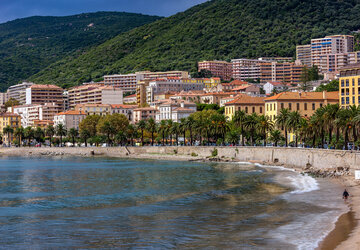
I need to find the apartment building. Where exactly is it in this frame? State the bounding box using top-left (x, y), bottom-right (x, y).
top-left (7, 82), bottom-right (34, 104)
top-left (53, 110), bottom-right (86, 130)
top-left (154, 99), bottom-right (196, 122)
top-left (0, 92), bottom-right (8, 106)
top-left (221, 80), bottom-right (248, 91)
top-left (200, 92), bottom-right (237, 105)
top-left (68, 84), bottom-right (123, 108)
top-left (75, 104), bottom-right (111, 116)
top-left (25, 84), bottom-right (64, 106)
top-left (170, 90), bottom-right (205, 103)
top-left (12, 103), bottom-right (63, 128)
top-left (319, 53), bottom-right (348, 73)
top-left (0, 113), bottom-right (21, 145)
top-left (232, 59), bottom-right (261, 81)
top-left (132, 107), bottom-right (157, 123)
top-left (123, 94), bottom-right (137, 104)
top-left (198, 60), bottom-right (233, 81)
top-left (296, 45), bottom-right (312, 67)
top-left (263, 81), bottom-right (291, 95)
top-left (110, 104), bottom-right (138, 121)
top-left (104, 71), bottom-right (189, 92)
top-left (145, 78), bottom-right (204, 104)
top-left (224, 95), bottom-right (265, 120)
top-left (338, 63), bottom-right (360, 108)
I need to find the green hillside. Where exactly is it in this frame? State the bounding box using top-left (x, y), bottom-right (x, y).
top-left (30, 0), bottom-right (360, 87)
top-left (0, 12), bottom-right (161, 91)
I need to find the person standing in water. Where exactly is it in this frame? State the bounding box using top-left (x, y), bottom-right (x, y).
top-left (343, 189), bottom-right (349, 200)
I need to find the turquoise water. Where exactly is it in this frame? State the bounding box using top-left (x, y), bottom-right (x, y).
top-left (0, 157), bottom-right (347, 249)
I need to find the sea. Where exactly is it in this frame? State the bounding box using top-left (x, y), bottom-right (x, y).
top-left (0, 157), bottom-right (348, 249)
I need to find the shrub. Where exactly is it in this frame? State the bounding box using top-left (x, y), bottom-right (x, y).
top-left (211, 148), bottom-right (218, 157)
top-left (191, 152), bottom-right (198, 157)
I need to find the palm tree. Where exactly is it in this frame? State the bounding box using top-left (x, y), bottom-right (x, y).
top-left (80, 129), bottom-right (90, 147)
top-left (256, 115), bottom-right (274, 146)
top-left (312, 107), bottom-right (326, 148)
top-left (286, 111), bottom-right (302, 147)
top-left (269, 129), bottom-right (284, 147)
top-left (146, 118), bottom-right (157, 146)
top-left (233, 110), bottom-right (247, 146)
top-left (68, 128), bottom-right (79, 146)
top-left (115, 131), bottom-right (127, 146)
top-left (179, 118), bottom-right (187, 146)
top-left (348, 105), bottom-right (360, 145)
top-left (323, 104), bottom-right (340, 145)
top-left (34, 127), bottom-right (44, 144)
top-left (276, 108), bottom-right (290, 147)
top-left (137, 120), bottom-right (146, 146)
top-left (244, 113), bottom-right (258, 146)
top-left (166, 120), bottom-right (173, 146)
top-left (126, 124), bottom-right (137, 146)
top-left (45, 125), bottom-right (55, 147)
top-left (158, 120), bottom-right (167, 146)
top-left (99, 121), bottom-right (114, 146)
top-left (14, 127), bottom-right (24, 147)
top-left (170, 122), bottom-right (180, 146)
top-left (3, 126), bottom-right (14, 147)
top-left (185, 116), bottom-right (195, 146)
top-left (226, 129), bottom-right (239, 145)
top-left (336, 109), bottom-right (352, 150)
top-left (24, 127), bottom-right (34, 146)
top-left (56, 124), bottom-right (67, 147)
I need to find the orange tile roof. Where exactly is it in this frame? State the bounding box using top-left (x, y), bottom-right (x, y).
top-left (75, 104), bottom-right (111, 108)
top-left (225, 95), bottom-right (265, 105)
top-left (56, 110), bottom-right (86, 116)
top-left (30, 84), bottom-right (63, 90)
top-left (0, 113), bottom-right (21, 117)
top-left (124, 94), bottom-right (137, 98)
top-left (202, 92), bottom-right (237, 96)
top-left (110, 104), bottom-right (138, 109)
top-left (223, 80), bottom-right (248, 86)
top-left (173, 107), bottom-right (195, 112)
top-left (264, 91), bottom-right (339, 101)
top-left (232, 85), bottom-right (251, 91)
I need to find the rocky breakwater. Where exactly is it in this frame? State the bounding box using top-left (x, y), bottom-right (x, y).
top-left (302, 165), bottom-right (351, 178)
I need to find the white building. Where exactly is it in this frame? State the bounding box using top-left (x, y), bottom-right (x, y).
top-left (263, 81), bottom-right (290, 95)
top-left (0, 92), bottom-right (9, 106)
top-left (53, 110), bottom-right (86, 130)
top-left (7, 82), bottom-right (34, 104)
top-left (154, 99), bottom-right (196, 122)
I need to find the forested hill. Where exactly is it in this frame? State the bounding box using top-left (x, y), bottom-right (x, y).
top-left (28, 0), bottom-right (360, 88)
top-left (0, 12), bottom-right (161, 91)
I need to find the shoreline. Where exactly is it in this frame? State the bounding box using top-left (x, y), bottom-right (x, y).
top-left (0, 146), bottom-right (359, 249)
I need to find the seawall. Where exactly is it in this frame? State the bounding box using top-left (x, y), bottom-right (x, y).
top-left (0, 146), bottom-right (359, 174)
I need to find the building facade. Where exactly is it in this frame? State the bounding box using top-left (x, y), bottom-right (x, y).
top-left (7, 82), bottom-right (34, 104)
top-left (110, 104), bottom-right (138, 121)
top-left (53, 110), bottom-right (86, 130)
top-left (224, 95), bottom-right (265, 120)
top-left (0, 113), bottom-right (21, 145)
top-left (25, 84), bottom-right (64, 106)
top-left (296, 45), bottom-right (312, 67)
top-left (338, 63), bottom-right (360, 108)
top-left (132, 107), bottom-right (157, 123)
top-left (198, 60), bottom-right (233, 81)
top-left (154, 99), bottom-right (196, 122)
top-left (75, 104), bottom-right (111, 116)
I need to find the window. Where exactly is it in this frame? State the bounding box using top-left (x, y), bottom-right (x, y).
top-left (346, 88), bottom-right (350, 95)
top-left (312, 103), bottom-right (315, 110)
top-left (353, 96), bottom-right (356, 104)
top-left (281, 103), bottom-right (284, 109)
top-left (353, 78), bottom-right (355, 86)
top-left (320, 103), bottom-right (323, 108)
top-left (252, 107), bottom-right (255, 113)
top-left (245, 107), bottom-right (248, 113)
top-left (341, 80), bottom-right (345, 87)
top-left (346, 97), bottom-right (350, 104)
top-left (296, 103), bottom-right (300, 111)
top-left (346, 79), bottom-right (349, 86)
top-left (270, 104), bottom-right (272, 111)
top-left (358, 78), bottom-right (360, 86)
top-left (288, 103), bottom-right (292, 110)
top-left (260, 107), bottom-right (263, 113)
top-left (353, 88), bottom-right (355, 94)
top-left (304, 103), bottom-right (307, 110)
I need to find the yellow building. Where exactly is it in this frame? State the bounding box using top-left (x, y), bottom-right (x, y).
top-left (339, 63), bottom-right (360, 108)
top-left (75, 104), bottom-right (111, 116)
top-left (0, 113), bottom-right (21, 145)
top-left (224, 95), bottom-right (265, 120)
top-left (264, 91), bottom-right (339, 141)
top-left (182, 77), bottom-right (221, 89)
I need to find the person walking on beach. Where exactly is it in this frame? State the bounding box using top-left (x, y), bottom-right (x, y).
top-left (343, 189), bottom-right (349, 200)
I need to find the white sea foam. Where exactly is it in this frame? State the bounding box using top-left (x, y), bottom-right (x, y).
top-left (287, 174), bottom-right (319, 194)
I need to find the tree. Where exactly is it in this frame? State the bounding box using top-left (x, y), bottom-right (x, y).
top-left (45, 125), bottom-right (55, 147)
top-left (179, 118), bottom-right (187, 146)
top-left (146, 118), bottom-right (157, 146)
top-left (24, 127), bottom-right (34, 146)
top-left (286, 111), bottom-right (302, 147)
top-left (14, 127), bottom-right (24, 147)
top-left (276, 108), bottom-right (290, 147)
top-left (166, 120), bottom-right (173, 146)
top-left (323, 104), bottom-right (340, 145)
top-left (56, 124), bottom-right (67, 147)
top-left (137, 120), bottom-right (147, 146)
top-left (316, 80), bottom-right (339, 92)
top-left (185, 116), bottom-right (196, 146)
top-left (269, 130), bottom-right (284, 147)
top-left (80, 129), bottom-right (90, 147)
top-left (79, 115), bottom-right (101, 137)
top-left (97, 121), bottom-right (115, 145)
top-left (34, 127), bottom-right (44, 144)
top-left (158, 120), bottom-right (167, 146)
top-left (170, 122), bottom-right (180, 146)
top-left (96, 114), bottom-right (129, 145)
top-left (68, 128), bottom-right (79, 146)
top-left (4, 98), bottom-right (20, 110)
top-left (115, 131), bottom-right (127, 146)
top-left (126, 124), bottom-right (137, 146)
top-left (3, 126), bottom-right (14, 146)
top-left (244, 113), bottom-right (258, 146)
top-left (256, 115), bottom-right (274, 146)
top-left (233, 110), bottom-right (247, 146)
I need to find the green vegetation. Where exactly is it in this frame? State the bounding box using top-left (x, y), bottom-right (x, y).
top-left (29, 0), bottom-right (360, 87)
top-left (316, 80), bottom-right (339, 92)
top-left (0, 12), bottom-right (161, 91)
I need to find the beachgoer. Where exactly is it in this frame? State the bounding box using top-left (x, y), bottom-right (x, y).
top-left (343, 189), bottom-right (349, 200)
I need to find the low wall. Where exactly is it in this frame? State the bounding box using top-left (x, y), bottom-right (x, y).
top-left (0, 146), bottom-right (359, 173)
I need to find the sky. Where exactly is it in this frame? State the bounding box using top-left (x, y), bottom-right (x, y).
top-left (0, 0), bottom-right (208, 23)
